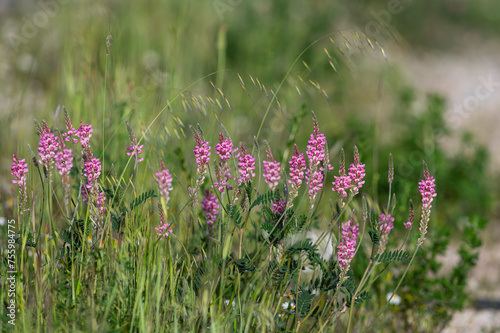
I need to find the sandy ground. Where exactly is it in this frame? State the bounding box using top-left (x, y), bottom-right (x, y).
top-left (398, 43), bottom-right (500, 332)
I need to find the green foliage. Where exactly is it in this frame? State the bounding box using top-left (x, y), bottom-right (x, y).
top-left (128, 190), bottom-right (157, 211)
top-left (297, 287), bottom-right (315, 318)
top-left (372, 250), bottom-right (412, 264)
top-left (250, 190), bottom-right (278, 210)
top-left (389, 215), bottom-right (488, 331)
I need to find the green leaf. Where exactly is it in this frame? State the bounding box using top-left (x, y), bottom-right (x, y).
top-left (372, 250), bottom-right (412, 264)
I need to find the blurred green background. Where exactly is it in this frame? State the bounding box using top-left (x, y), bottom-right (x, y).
top-left (1, 0), bottom-right (500, 330)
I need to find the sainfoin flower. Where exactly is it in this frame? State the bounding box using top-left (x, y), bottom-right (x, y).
top-left (74, 122), bottom-right (93, 148)
top-left (417, 162), bottom-right (436, 245)
top-left (404, 200), bottom-right (414, 229)
top-left (125, 120), bottom-right (144, 163)
top-left (201, 190), bottom-right (219, 237)
top-left (11, 154), bottom-right (28, 217)
top-left (62, 107), bottom-right (77, 142)
top-left (333, 147), bottom-right (365, 204)
top-left (81, 156), bottom-right (106, 225)
top-left (348, 146), bottom-right (365, 195)
top-left (193, 130), bottom-right (211, 186)
top-left (263, 146), bottom-right (280, 190)
top-left (337, 217), bottom-right (359, 280)
top-left (377, 213), bottom-right (395, 254)
top-left (155, 162), bottom-right (173, 207)
top-left (55, 147), bottom-right (73, 207)
top-left (237, 143), bottom-right (256, 185)
top-left (305, 112), bottom-right (332, 207)
top-left (37, 123), bottom-right (60, 179)
top-left (287, 144), bottom-right (306, 208)
top-left (156, 202), bottom-right (173, 239)
top-left (213, 133), bottom-right (234, 193)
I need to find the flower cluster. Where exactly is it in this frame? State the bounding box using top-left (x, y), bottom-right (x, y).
top-left (82, 156), bottom-right (106, 225)
top-left (305, 112), bottom-right (332, 208)
top-left (337, 217), bottom-right (359, 281)
top-left (201, 190), bottom-right (220, 236)
top-left (155, 162), bottom-right (174, 207)
top-left (193, 130), bottom-right (211, 185)
top-left (156, 202), bottom-right (173, 239)
top-left (213, 133), bottom-right (235, 193)
top-left (237, 143), bottom-right (256, 185)
top-left (333, 146), bottom-right (365, 205)
top-left (287, 144), bottom-right (306, 208)
top-left (377, 213), bottom-right (395, 254)
top-left (404, 200), bottom-right (415, 229)
top-left (125, 120), bottom-right (144, 163)
top-left (348, 147), bottom-right (365, 195)
top-left (55, 144), bottom-right (73, 207)
top-left (263, 146), bottom-right (280, 190)
top-left (417, 162), bottom-right (437, 245)
top-left (11, 154), bottom-right (29, 217)
top-left (74, 123), bottom-right (93, 149)
top-left (37, 122), bottom-right (60, 180)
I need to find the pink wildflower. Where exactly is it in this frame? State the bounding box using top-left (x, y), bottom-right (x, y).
top-left (377, 213), bottom-right (395, 254)
top-left (202, 190), bottom-right (219, 237)
top-left (155, 162), bottom-right (173, 207)
top-left (337, 217), bottom-right (359, 281)
top-left (37, 123), bottom-right (60, 179)
top-left (213, 133), bottom-right (235, 193)
top-left (272, 197), bottom-right (286, 217)
top-left (263, 146), bottom-right (281, 190)
top-left (74, 123), bottom-right (93, 148)
top-left (215, 133), bottom-right (234, 163)
top-left (125, 120), bottom-right (144, 163)
top-left (404, 200), bottom-right (414, 229)
top-left (62, 108), bottom-right (77, 142)
top-left (237, 143), bottom-right (256, 185)
top-left (348, 146), bottom-right (365, 195)
top-left (81, 156), bottom-right (106, 225)
top-left (193, 131), bottom-right (211, 181)
top-left (156, 202), bottom-right (173, 239)
top-left (287, 144), bottom-right (306, 208)
top-left (11, 154), bottom-right (29, 217)
top-left (417, 162), bottom-right (437, 245)
top-left (55, 147), bottom-right (73, 207)
top-left (305, 112), bottom-right (332, 208)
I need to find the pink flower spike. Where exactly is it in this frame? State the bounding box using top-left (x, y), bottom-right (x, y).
top-left (55, 149), bottom-right (73, 176)
top-left (62, 108), bottom-right (77, 142)
top-left (155, 162), bottom-right (174, 207)
top-left (201, 190), bottom-right (219, 238)
top-left (215, 133), bottom-right (234, 163)
top-left (404, 200), bottom-right (415, 229)
top-left (337, 217), bottom-right (359, 280)
top-left (417, 162), bottom-right (437, 245)
top-left (156, 202), bottom-right (173, 239)
top-left (11, 154), bottom-right (28, 186)
top-left (377, 213), bottom-right (395, 254)
top-left (348, 146), bottom-right (365, 195)
top-left (213, 133), bottom-right (234, 193)
top-left (37, 124), bottom-right (60, 180)
top-left (237, 143), bottom-right (256, 185)
top-left (74, 123), bottom-right (93, 148)
top-left (263, 145), bottom-right (281, 190)
top-left (194, 133), bottom-right (211, 175)
top-left (11, 154), bottom-right (29, 217)
top-left (287, 144), bottom-right (306, 208)
top-left (305, 112), bottom-right (330, 208)
top-left (56, 148), bottom-right (74, 207)
top-left (125, 120), bottom-right (144, 163)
